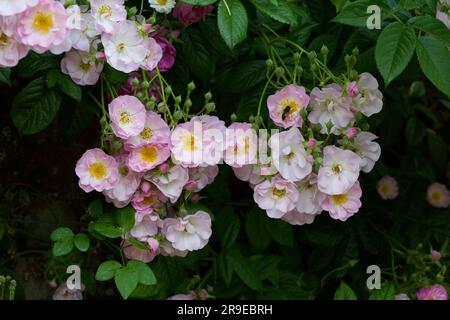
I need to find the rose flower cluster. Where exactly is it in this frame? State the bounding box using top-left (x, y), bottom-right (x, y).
top-left (233, 73), bottom-right (382, 224)
top-left (75, 94), bottom-right (223, 262)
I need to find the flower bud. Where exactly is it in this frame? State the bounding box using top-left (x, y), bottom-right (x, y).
top-left (157, 102), bottom-right (166, 113)
top-left (187, 81), bottom-right (196, 92)
top-left (141, 81), bottom-right (149, 89)
top-left (275, 67), bottom-right (285, 78)
top-left (230, 113), bottom-right (237, 122)
top-left (204, 91), bottom-right (212, 101)
top-left (185, 180), bottom-right (197, 191)
top-left (306, 138), bottom-right (317, 148)
top-left (205, 102), bottom-right (216, 113)
top-left (293, 52), bottom-right (301, 62)
top-left (174, 95), bottom-right (182, 105)
top-left (173, 110), bottom-right (183, 120)
top-left (159, 163), bottom-right (170, 173)
top-left (184, 98), bottom-right (192, 109)
top-left (165, 85), bottom-right (172, 95)
top-left (266, 59), bottom-right (273, 68)
top-left (132, 78), bottom-right (140, 87)
top-left (142, 23), bottom-right (152, 33)
top-left (95, 51), bottom-right (106, 61)
top-left (346, 81), bottom-right (359, 97)
top-left (140, 181), bottom-right (151, 193)
top-left (346, 127), bottom-right (359, 139)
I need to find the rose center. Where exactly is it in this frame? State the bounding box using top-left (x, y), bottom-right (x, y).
top-left (98, 5), bottom-right (112, 17)
top-left (32, 11), bottom-right (54, 33)
top-left (332, 164), bottom-right (342, 174)
top-left (272, 188), bottom-right (286, 198)
top-left (331, 194), bottom-right (348, 205)
top-left (140, 127), bottom-right (153, 140)
top-left (89, 162), bottom-right (107, 179)
top-left (120, 111), bottom-right (131, 124)
top-left (139, 146), bottom-right (158, 163)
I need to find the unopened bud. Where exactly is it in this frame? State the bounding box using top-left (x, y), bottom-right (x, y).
top-left (266, 59), bottom-right (273, 68)
top-left (140, 181), bottom-right (151, 193)
top-left (173, 110), bottom-right (183, 120)
top-left (141, 81), bottom-right (149, 89)
top-left (159, 163), bottom-right (169, 173)
top-left (293, 52), bottom-right (301, 62)
top-left (275, 67), bottom-right (284, 77)
top-left (187, 81), bottom-right (196, 92)
top-left (174, 95), bottom-right (182, 105)
top-left (205, 102), bottom-right (216, 113)
top-left (185, 180), bottom-right (197, 191)
top-left (306, 138), bottom-right (317, 148)
top-left (204, 91), bottom-right (212, 101)
top-left (230, 113), bottom-right (237, 122)
top-left (184, 99), bottom-right (192, 109)
top-left (132, 78), bottom-right (140, 87)
top-left (165, 85), bottom-right (172, 95)
top-left (346, 127), bottom-right (359, 139)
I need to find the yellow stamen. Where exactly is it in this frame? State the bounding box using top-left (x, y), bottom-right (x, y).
top-left (0, 33), bottom-right (9, 46)
top-left (182, 134), bottom-right (196, 151)
top-left (89, 162), bottom-right (107, 179)
top-left (139, 127), bottom-right (153, 140)
top-left (32, 11), bottom-right (54, 33)
top-left (139, 146), bottom-right (158, 163)
top-left (79, 61), bottom-right (91, 72)
top-left (332, 164), bottom-right (342, 174)
top-left (156, 0), bottom-right (168, 5)
top-left (281, 100), bottom-right (299, 115)
top-left (272, 188), bottom-right (286, 198)
top-left (119, 166), bottom-right (129, 177)
top-left (431, 192), bottom-right (442, 202)
top-left (120, 111), bottom-right (131, 124)
top-left (98, 5), bottom-right (112, 17)
top-left (331, 194), bottom-right (348, 205)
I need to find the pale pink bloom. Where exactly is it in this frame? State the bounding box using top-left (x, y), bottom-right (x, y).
top-left (269, 127), bottom-right (312, 182)
top-left (164, 211), bottom-right (212, 251)
top-left (253, 175), bottom-right (299, 219)
top-left (232, 165), bottom-right (265, 186)
top-left (308, 84), bottom-right (353, 134)
top-left (416, 284), bottom-right (448, 300)
top-left (170, 120), bottom-right (204, 167)
top-left (52, 282), bottom-right (83, 300)
top-left (395, 293), bottom-right (410, 300)
top-left (108, 95), bottom-right (146, 139)
top-left (376, 175), bottom-right (399, 200)
top-left (17, 0), bottom-right (68, 54)
top-left (130, 214), bottom-right (159, 240)
top-left (159, 238), bottom-right (188, 258)
top-left (90, 0), bottom-right (127, 34)
top-left (131, 187), bottom-right (166, 216)
top-left (282, 210), bottom-right (316, 226)
top-left (127, 144), bottom-right (171, 173)
top-left (224, 122), bottom-right (257, 168)
top-left (427, 183), bottom-right (450, 208)
top-left (317, 146), bottom-right (360, 195)
top-left (346, 127), bottom-right (359, 139)
top-left (47, 5), bottom-right (82, 55)
top-left (61, 50), bottom-right (104, 86)
top-left (350, 73), bottom-right (383, 117)
top-left (346, 81), bottom-right (359, 97)
top-left (102, 20), bottom-right (148, 73)
top-left (351, 131), bottom-right (381, 173)
top-left (167, 292), bottom-right (196, 300)
top-left (147, 165), bottom-right (189, 203)
top-left (172, 3), bottom-right (214, 26)
top-left (103, 153), bottom-right (141, 207)
top-left (0, 21), bottom-right (29, 67)
top-left (267, 84), bottom-right (309, 128)
top-left (149, 0), bottom-right (176, 14)
top-left (188, 165), bottom-right (219, 192)
top-left (0, 0), bottom-right (38, 16)
top-left (64, 8), bottom-right (101, 53)
top-left (432, 250), bottom-right (442, 261)
top-left (125, 112), bottom-right (170, 150)
top-left (75, 148), bottom-right (119, 192)
top-left (140, 37), bottom-right (163, 71)
top-left (123, 239), bottom-right (158, 263)
top-left (321, 181), bottom-right (362, 221)
top-left (193, 115), bottom-right (226, 166)
top-left (296, 174), bottom-right (325, 215)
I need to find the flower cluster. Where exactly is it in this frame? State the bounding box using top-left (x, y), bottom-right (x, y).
top-left (235, 73), bottom-right (383, 224)
top-left (75, 94), bottom-right (218, 261)
top-left (0, 0), bottom-right (178, 83)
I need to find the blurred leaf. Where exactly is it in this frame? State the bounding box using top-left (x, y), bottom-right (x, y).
top-left (0, 68), bottom-right (11, 86)
top-left (369, 282), bottom-right (395, 300)
top-left (334, 281), bottom-right (357, 300)
top-left (50, 227), bottom-right (74, 242)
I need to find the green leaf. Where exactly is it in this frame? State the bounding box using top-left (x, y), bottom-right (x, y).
top-left (218, 0), bottom-right (248, 49)
top-left (408, 16), bottom-right (450, 48)
top-left (128, 260), bottom-right (157, 286)
top-left (0, 68), bottom-right (11, 86)
top-left (405, 117), bottom-right (426, 145)
top-left (375, 22), bottom-right (416, 86)
top-left (114, 265), bottom-right (139, 299)
top-left (215, 208), bottom-right (240, 249)
top-left (416, 36), bottom-right (450, 98)
top-left (229, 249), bottom-right (263, 291)
top-left (46, 69), bottom-right (60, 88)
top-left (369, 282), bottom-right (395, 300)
top-left (57, 73), bottom-right (82, 102)
top-left (103, 64), bottom-right (128, 86)
top-left (399, 0), bottom-right (426, 10)
top-left (265, 218), bottom-right (293, 247)
top-left (334, 281), bottom-right (357, 300)
top-left (96, 260), bottom-right (122, 281)
top-left (50, 227), bottom-right (74, 242)
top-left (218, 252), bottom-right (234, 286)
top-left (88, 199), bottom-right (103, 218)
top-left (11, 77), bottom-right (62, 134)
top-left (180, 0), bottom-right (217, 4)
top-left (15, 52), bottom-right (58, 77)
top-left (74, 233), bottom-right (90, 252)
top-left (181, 28), bottom-right (216, 81)
top-left (427, 130), bottom-right (448, 169)
top-left (52, 240), bottom-right (74, 257)
top-left (332, 0), bottom-right (390, 27)
top-left (304, 223), bottom-right (343, 247)
top-left (250, 0), bottom-right (299, 26)
top-left (127, 237), bottom-right (148, 250)
top-left (115, 206), bottom-right (135, 232)
top-left (219, 60), bottom-right (267, 93)
top-left (90, 222), bottom-right (123, 238)
top-left (245, 210), bottom-right (271, 251)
